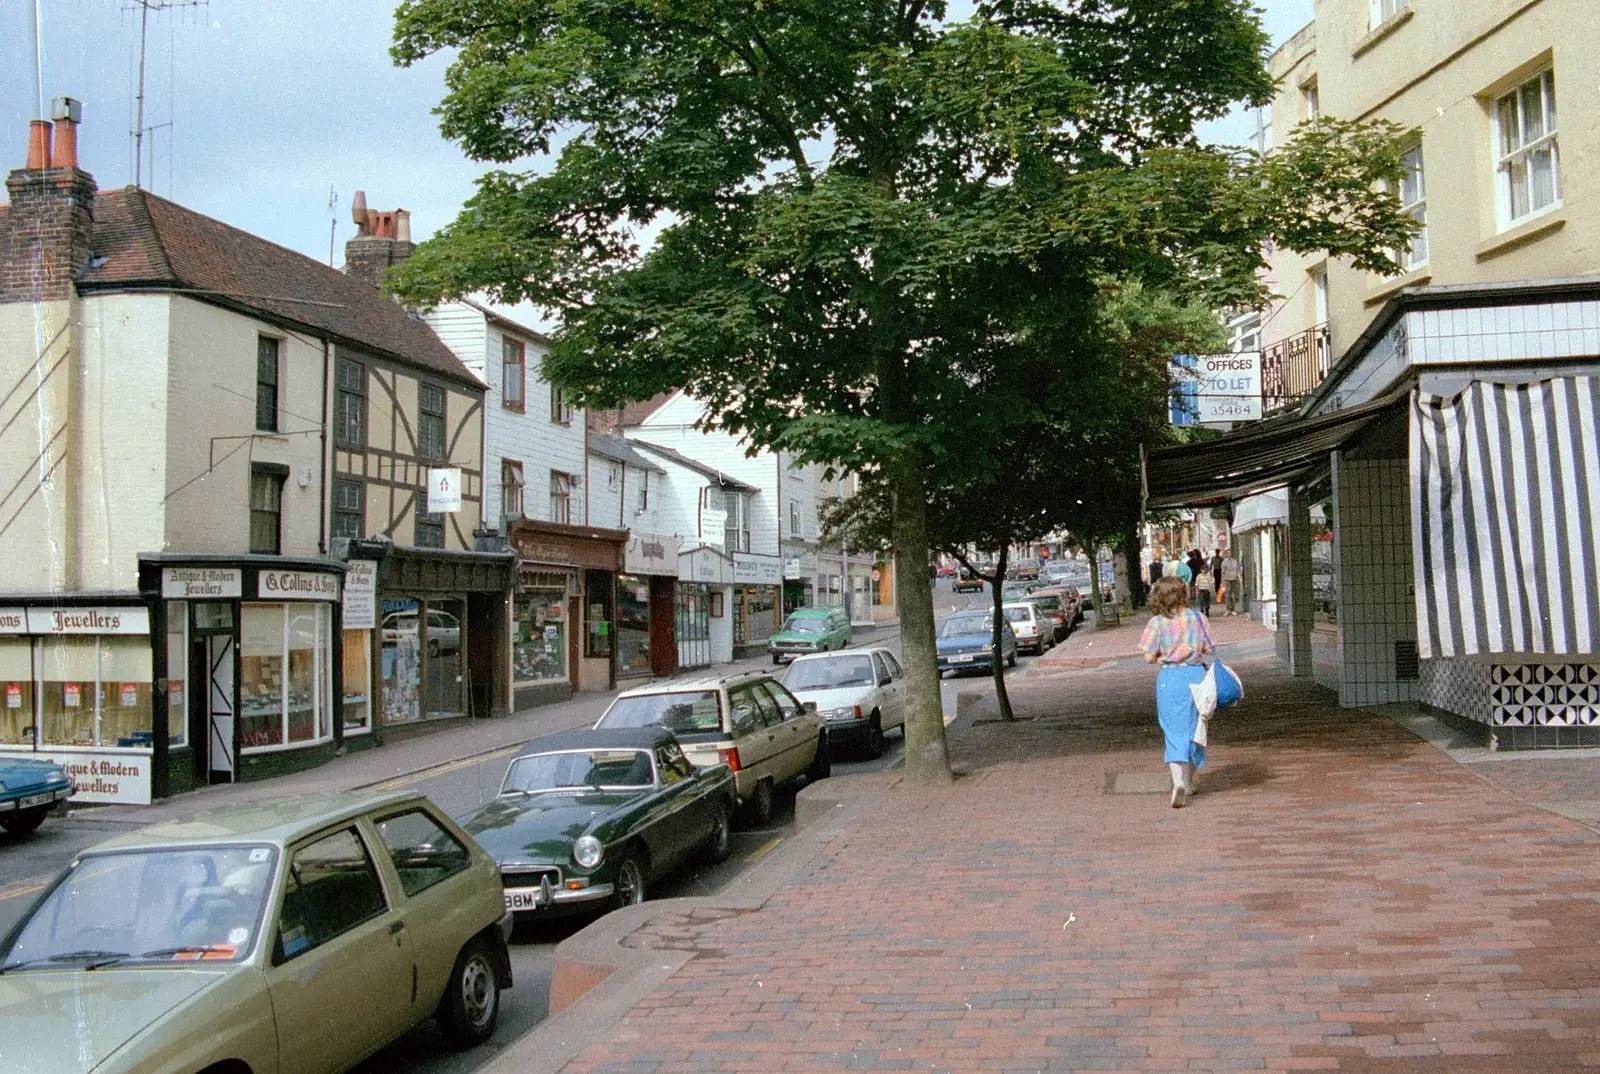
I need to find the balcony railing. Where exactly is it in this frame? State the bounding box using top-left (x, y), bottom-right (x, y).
top-left (1262, 323), bottom-right (1332, 412)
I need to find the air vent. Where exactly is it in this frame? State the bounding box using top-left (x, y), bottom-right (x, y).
top-left (1395, 639), bottom-right (1420, 681)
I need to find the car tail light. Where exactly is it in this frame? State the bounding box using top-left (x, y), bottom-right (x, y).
top-left (718, 748), bottom-right (742, 772)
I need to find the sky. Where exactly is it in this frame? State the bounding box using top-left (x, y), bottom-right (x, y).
top-left (4, 0), bottom-right (1315, 328)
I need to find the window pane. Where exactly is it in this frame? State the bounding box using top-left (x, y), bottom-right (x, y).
top-left (1520, 80), bottom-right (1544, 143)
top-left (1509, 157), bottom-right (1531, 220)
top-left (375, 810), bottom-right (471, 897)
top-left (514, 588), bottom-right (567, 683)
top-left (1544, 71), bottom-right (1556, 131)
top-left (39, 638), bottom-right (97, 746)
top-left (241, 604), bottom-right (285, 749)
top-left (99, 638), bottom-right (152, 747)
top-left (1498, 96), bottom-right (1519, 156)
top-left (0, 639), bottom-right (33, 745)
top-left (342, 629), bottom-right (370, 732)
top-left (277, 829), bottom-right (387, 959)
top-left (286, 606), bottom-right (318, 743)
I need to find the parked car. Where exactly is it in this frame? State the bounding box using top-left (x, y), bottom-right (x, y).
top-left (781, 647), bottom-right (906, 758)
top-left (0, 790), bottom-right (513, 1074)
top-left (594, 671), bottom-right (828, 824)
top-left (953, 568), bottom-right (985, 593)
top-left (1023, 592), bottom-right (1072, 640)
top-left (936, 564), bottom-right (956, 577)
top-left (461, 727), bottom-right (736, 918)
top-left (0, 757), bottom-right (74, 836)
top-left (768, 606), bottom-right (852, 665)
top-left (936, 612), bottom-right (1017, 675)
top-left (1015, 560), bottom-right (1041, 581)
top-left (1002, 602), bottom-right (1052, 655)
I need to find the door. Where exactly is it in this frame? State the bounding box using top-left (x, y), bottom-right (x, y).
top-left (726, 683), bottom-right (783, 787)
top-left (369, 808), bottom-right (479, 1013)
top-left (756, 680), bottom-right (818, 780)
top-left (648, 743), bottom-right (703, 869)
top-left (265, 826), bottom-right (415, 1074)
top-left (873, 652), bottom-right (907, 731)
top-left (206, 635), bottom-right (236, 784)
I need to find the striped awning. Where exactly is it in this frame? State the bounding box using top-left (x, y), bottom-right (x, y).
top-left (1412, 377), bottom-right (1600, 659)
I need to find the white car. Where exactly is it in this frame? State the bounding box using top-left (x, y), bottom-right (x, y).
top-left (593, 671), bottom-right (827, 824)
top-left (780, 647), bottom-right (907, 759)
top-left (1002, 602), bottom-right (1052, 655)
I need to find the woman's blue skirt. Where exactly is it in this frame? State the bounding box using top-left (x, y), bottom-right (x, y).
top-left (1156, 664), bottom-right (1208, 768)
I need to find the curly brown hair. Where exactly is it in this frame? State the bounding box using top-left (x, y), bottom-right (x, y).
top-left (1147, 576), bottom-right (1189, 618)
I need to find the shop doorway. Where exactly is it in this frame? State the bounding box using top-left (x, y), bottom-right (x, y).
top-left (189, 628), bottom-right (237, 786)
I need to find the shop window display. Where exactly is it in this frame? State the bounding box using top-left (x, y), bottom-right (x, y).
top-left (343, 630), bottom-right (371, 733)
top-left (0, 639), bottom-right (33, 745)
top-left (40, 638), bottom-right (99, 746)
top-left (165, 602), bottom-right (187, 749)
top-left (241, 603), bottom-right (331, 751)
top-left (99, 638), bottom-right (154, 747)
top-left (35, 637), bottom-right (153, 748)
top-left (423, 599), bottom-right (467, 721)
top-left (286, 608), bottom-right (319, 743)
top-left (381, 599), bottom-right (422, 724)
top-left (616, 575), bottom-right (652, 677)
top-left (513, 585), bottom-right (568, 683)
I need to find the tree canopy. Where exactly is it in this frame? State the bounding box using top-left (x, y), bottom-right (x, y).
top-left (389, 0), bottom-right (1419, 782)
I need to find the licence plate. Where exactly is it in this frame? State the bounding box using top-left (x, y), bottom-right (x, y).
top-left (17, 792), bottom-right (52, 808)
top-left (949, 655), bottom-right (974, 663)
top-left (504, 888), bottom-right (547, 911)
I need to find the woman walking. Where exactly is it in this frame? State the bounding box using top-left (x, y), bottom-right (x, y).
top-left (1139, 576), bottom-right (1215, 808)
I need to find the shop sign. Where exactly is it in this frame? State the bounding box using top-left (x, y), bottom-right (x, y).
top-left (625, 534), bottom-right (681, 576)
top-left (0, 749), bottom-right (153, 806)
top-left (257, 570), bottom-right (340, 601)
top-left (342, 560), bottom-right (378, 630)
top-left (733, 553), bottom-right (782, 586)
top-left (784, 557), bottom-right (802, 581)
top-left (26, 607), bottom-right (150, 635)
top-left (1170, 352), bottom-right (1264, 425)
top-left (427, 467), bottom-right (463, 513)
top-left (0, 608), bottom-right (24, 634)
top-left (701, 508), bottom-right (728, 546)
top-left (514, 530), bottom-right (621, 571)
top-left (680, 546), bottom-right (732, 584)
top-left (161, 567), bottom-right (242, 599)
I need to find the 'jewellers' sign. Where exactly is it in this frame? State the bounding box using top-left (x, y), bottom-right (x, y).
top-left (0, 749), bottom-right (153, 805)
top-left (625, 534), bottom-right (682, 577)
top-left (258, 570), bottom-right (340, 601)
top-left (26, 607), bottom-right (150, 635)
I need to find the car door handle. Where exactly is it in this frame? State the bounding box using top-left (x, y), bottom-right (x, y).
top-left (388, 920), bottom-right (406, 936)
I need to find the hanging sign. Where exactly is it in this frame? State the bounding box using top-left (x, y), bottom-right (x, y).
top-left (428, 468), bottom-right (463, 513)
top-left (161, 567), bottom-right (242, 599)
top-left (1170, 352), bottom-right (1264, 425)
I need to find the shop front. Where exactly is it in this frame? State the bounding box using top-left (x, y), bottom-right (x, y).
top-left (732, 552), bottom-right (783, 659)
top-left (138, 555), bottom-right (349, 797)
top-left (782, 550), bottom-right (819, 614)
top-left (618, 534), bottom-right (682, 680)
top-left (363, 543), bottom-right (515, 731)
top-left (510, 519), bottom-right (627, 701)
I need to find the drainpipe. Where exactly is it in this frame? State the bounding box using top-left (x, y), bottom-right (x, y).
top-left (318, 336), bottom-right (330, 554)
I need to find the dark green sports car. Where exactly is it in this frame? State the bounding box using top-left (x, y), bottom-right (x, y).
top-left (459, 726), bottom-right (736, 918)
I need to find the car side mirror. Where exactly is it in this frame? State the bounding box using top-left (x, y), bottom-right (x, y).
top-left (802, 701), bottom-right (818, 714)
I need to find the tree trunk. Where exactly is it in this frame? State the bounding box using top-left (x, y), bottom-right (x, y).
top-left (989, 542), bottom-right (1015, 721)
top-left (890, 451), bottom-right (953, 784)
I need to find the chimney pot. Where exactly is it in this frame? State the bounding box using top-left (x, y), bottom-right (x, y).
top-left (26, 121), bottom-right (52, 170)
top-left (396, 210), bottom-right (412, 243)
top-left (51, 97), bottom-right (82, 124)
top-left (351, 190), bottom-right (370, 233)
top-left (52, 120), bottom-right (78, 170)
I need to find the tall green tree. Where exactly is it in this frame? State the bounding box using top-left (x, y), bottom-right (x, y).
top-left (389, 0), bottom-right (1417, 783)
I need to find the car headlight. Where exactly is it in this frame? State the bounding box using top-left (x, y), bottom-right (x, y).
top-left (981, 644), bottom-right (994, 653)
top-left (822, 707), bottom-right (855, 720)
top-left (573, 835), bottom-right (603, 869)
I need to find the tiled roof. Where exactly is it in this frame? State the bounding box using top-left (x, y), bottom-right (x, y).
top-left (62, 187), bottom-right (481, 389)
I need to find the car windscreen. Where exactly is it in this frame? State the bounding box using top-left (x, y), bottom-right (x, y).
top-left (504, 749), bottom-right (654, 793)
top-left (1029, 597), bottom-right (1063, 611)
top-left (597, 691), bottom-right (723, 733)
top-left (783, 655), bottom-right (876, 690)
top-left (940, 616), bottom-right (990, 637)
top-left (1002, 607), bottom-right (1031, 623)
top-left (0, 845), bottom-right (278, 970)
top-left (781, 617), bottom-right (827, 633)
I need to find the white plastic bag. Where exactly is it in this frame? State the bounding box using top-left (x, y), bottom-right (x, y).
top-left (1190, 665), bottom-right (1218, 719)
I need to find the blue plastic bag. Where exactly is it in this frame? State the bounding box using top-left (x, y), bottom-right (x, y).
top-left (1214, 661), bottom-right (1243, 709)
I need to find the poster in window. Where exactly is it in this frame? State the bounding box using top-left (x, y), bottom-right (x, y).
top-left (5, 684), bottom-right (17, 709)
top-left (64, 683), bottom-right (81, 708)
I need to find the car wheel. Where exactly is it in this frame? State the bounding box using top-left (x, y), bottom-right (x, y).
top-left (746, 778), bottom-right (776, 827)
top-left (613, 850), bottom-right (648, 909)
top-left (866, 715), bottom-right (886, 760)
top-left (436, 937), bottom-right (501, 1050)
top-left (807, 732), bottom-right (832, 782)
top-left (771, 654), bottom-right (781, 665)
top-left (702, 799), bottom-right (732, 863)
top-left (0, 807), bottom-right (47, 836)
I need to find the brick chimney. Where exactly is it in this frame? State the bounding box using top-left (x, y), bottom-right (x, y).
top-left (3, 98), bottom-right (97, 303)
top-left (342, 190), bottom-right (414, 287)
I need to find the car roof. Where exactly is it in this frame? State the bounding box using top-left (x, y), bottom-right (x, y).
top-left (82, 789), bottom-right (427, 854)
top-left (785, 607), bottom-right (836, 617)
top-left (785, 647), bottom-right (882, 664)
top-left (513, 726), bottom-right (676, 758)
top-left (614, 669), bottom-right (772, 697)
top-left (1001, 601), bottom-right (1037, 610)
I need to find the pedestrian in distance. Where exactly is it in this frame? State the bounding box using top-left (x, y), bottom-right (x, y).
top-left (1139, 576), bottom-right (1215, 808)
top-left (1173, 555), bottom-right (1192, 586)
top-left (1185, 549), bottom-right (1205, 598)
top-left (1195, 562), bottom-right (1214, 616)
top-left (1210, 549), bottom-right (1224, 597)
top-left (1221, 550), bottom-right (1242, 616)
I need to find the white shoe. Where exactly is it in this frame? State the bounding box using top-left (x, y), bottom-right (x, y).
top-left (1170, 784), bottom-right (1187, 809)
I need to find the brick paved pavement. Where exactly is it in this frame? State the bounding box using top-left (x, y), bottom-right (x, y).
top-left (557, 648), bottom-right (1600, 1073)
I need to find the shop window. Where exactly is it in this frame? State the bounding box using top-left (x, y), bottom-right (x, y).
top-left (335, 357), bottom-right (366, 448)
top-left (550, 472), bottom-right (573, 525)
top-left (0, 639), bottom-right (33, 745)
top-left (165, 603), bottom-right (187, 750)
top-left (250, 466), bottom-right (285, 555)
top-left (241, 603), bottom-right (331, 752)
top-left (374, 809), bottom-right (471, 897)
top-left (1494, 69), bottom-right (1560, 228)
top-left (617, 575), bottom-right (652, 678)
top-left (502, 460), bottom-right (525, 521)
top-left (423, 600), bottom-right (466, 721)
top-left (256, 336), bottom-right (280, 433)
top-left (414, 504), bottom-right (445, 549)
top-left (418, 384), bottom-right (446, 461)
top-left (585, 573), bottom-right (612, 658)
top-left (342, 629), bottom-right (371, 734)
top-left (332, 478), bottom-right (364, 540)
top-left (514, 579), bottom-right (569, 684)
top-left (381, 599), bottom-right (422, 724)
top-left (36, 636), bottom-right (153, 748)
top-left (674, 583), bottom-right (711, 670)
top-left (502, 337), bottom-right (525, 412)
top-left (276, 828), bottom-right (387, 960)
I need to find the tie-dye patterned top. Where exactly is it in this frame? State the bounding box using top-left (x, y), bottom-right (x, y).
top-left (1139, 609), bottom-right (1215, 667)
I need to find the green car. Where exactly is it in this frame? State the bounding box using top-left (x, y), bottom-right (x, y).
top-left (461, 726), bottom-right (737, 917)
top-left (768, 606), bottom-right (853, 664)
top-left (0, 790), bottom-right (513, 1074)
